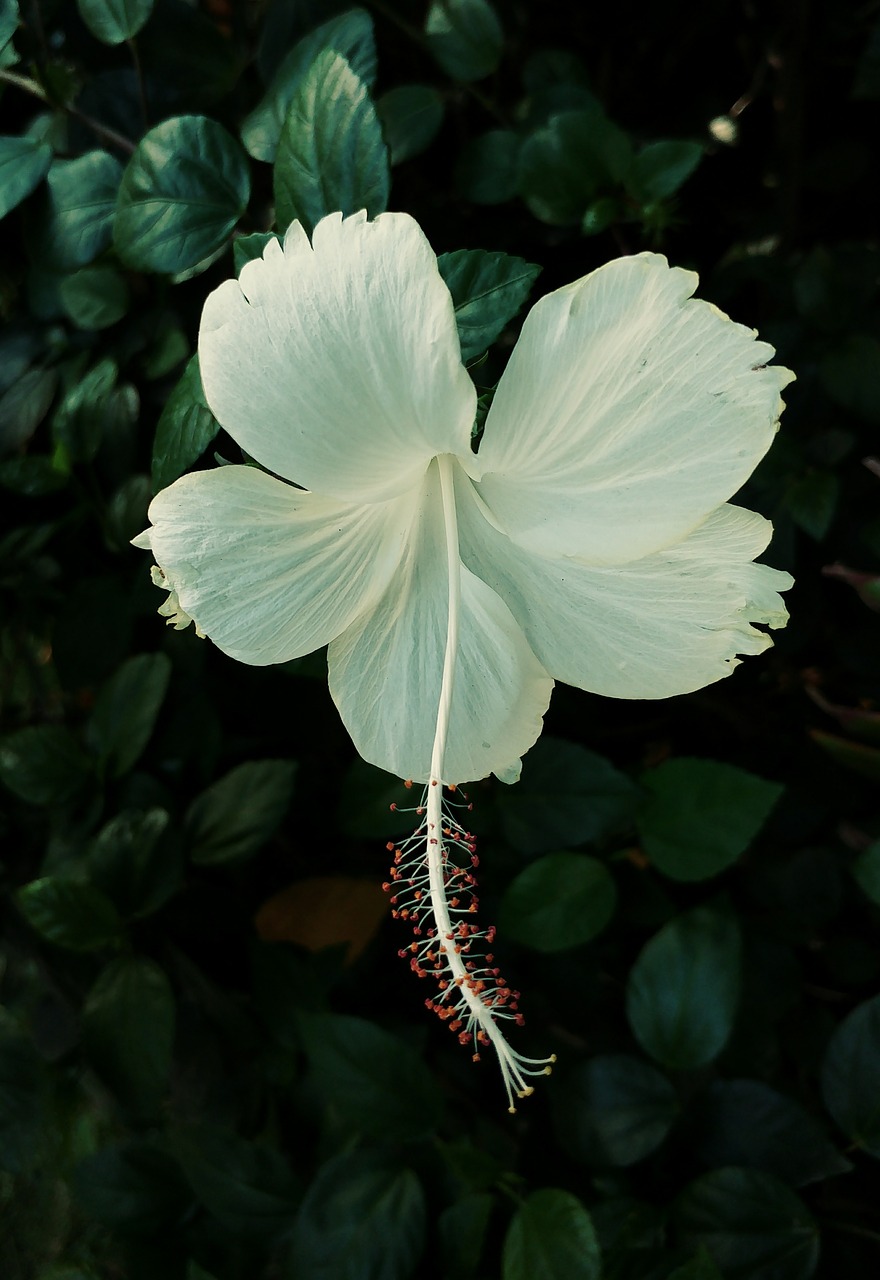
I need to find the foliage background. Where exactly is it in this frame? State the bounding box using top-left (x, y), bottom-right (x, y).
top-left (2, 1), bottom-right (880, 1277)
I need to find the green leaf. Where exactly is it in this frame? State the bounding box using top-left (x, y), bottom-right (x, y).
top-left (273, 49), bottom-right (390, 235)
top-left (455, 129), bottom-right (521, 204)
top-left (629, 140), bottom-right (702, 201)
top-left (673, 1168), bottom-right (819, 1280)
top-left (233, 231), bottom-right (278, 273)
top-left (0, 725), bottom-right (92, 804)
top-left (500, 852), bottom-right (617, 951)
top-left (851, 841), bottom-right (880, 904)
top-left (436, 248), bottom-right (540, 362)
top-left (503, 1189), bottom-right (601, 1280)
top-left (519, 109), bottom-right (632, 225)
top-left (73, 1141), bottom-right (190, 1232)
top-left (288, 1148), bottom-right (426, 1280)
top-left (425, 0), bottom-right (503, 82)
top-left (499, 737), bottom-right (639, 854)
top-left (300, 1013), bottom-right (442, 1140)
top-left (439, 1192), bottom-right (493, 1279)
top-left (173, 1126), bottom-right (297, 1241)
top-left (16, 876), bottom-right (123, 951)
top-left (151, 353), bottom-right (220, 491)
top-left (821, 333), bottom-right (880, 420)
top-left (186, 759), bottom-right (295, 865)
top-left (0, 454), bottom-right (67, 496)
top-left (668, 1249), bottom-right (725, 1280)
top-left (59, 264), bottom-right (130, 329)
top-left (77, 0), bottom-right (153, 44)
top-left (626, 907), bottom-right (741, 1070)
top-left (693, 1079), bottom-right (851, 1185)
top-left (559, 1054), bottom-right (680, 1166)
top-left (0, 366), bottom-right (58, 451)
top-left (376, 85), bottom-right (444, 165)
top-left (785, 470), bottom-right (840, 540)
top-left (0, 0), bottom-right (19, 65)
top-left (87, 809), bottom-right (182, 919)
top-left (114, 116), bottom-right (250, 275)
top-left (0, 135), bottom-right (52, 219)
top-left (37, 151), bottom-right (123, 270)
top-left (51, 356), bottom-right (121, 463)
top-left (242, 8), bottom-right (377, 164)
top-left (83, 956), bottom-right (175, 1119)
top-left (0, 1006), bottom-right (47, 1175)
top-left (636, 758), bottom-right (783, 882)
top-left (86, 652), bottom-right (171, 777)
top-left (821, 994), bottom-right (880, 1157)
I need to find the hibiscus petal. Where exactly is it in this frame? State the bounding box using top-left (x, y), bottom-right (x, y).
top-left (138, 464), bottom-right (417, 665)
top-left (328, 461), bottom-right (553, 785)
top-left (457, 478), bottom-right (792, 700)
top-left (476, 252), bottom-right (794, 564)
top-left (198, 211), bottom-right (476, 502)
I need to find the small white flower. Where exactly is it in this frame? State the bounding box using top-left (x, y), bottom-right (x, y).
top-left (134, 210), bottom-right (793, 1108)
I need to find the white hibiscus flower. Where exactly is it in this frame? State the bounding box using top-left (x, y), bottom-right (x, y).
top-left (134, 210), bottom-right (793, 1109)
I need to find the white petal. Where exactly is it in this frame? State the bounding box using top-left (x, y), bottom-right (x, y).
top-left (457, 477), bottom-right (792, 700)
top-left (142, 465), bottom-right (417, 665)
top-left (199, 211), bottom-right (476, 503)
top-left (476, 252), bottom-right (794, 564)
top-left (328, 461), bottom-right (553, 785)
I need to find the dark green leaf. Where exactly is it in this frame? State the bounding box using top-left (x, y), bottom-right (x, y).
top-left (785, 470), bottom-right (840, 540)
top-left (851, 841), bottom-right (880, 904)
top-left (77, 0), bottom-right (153, 43)
top-left (185, 759), bottom-right (295, 864)
top-left (151, 353), bottom-right (220, 491)
top-left (233, 231), bottom-right (278, 273)
top-left (673, 1168), bottom-right (819, 1280)
top-left (73, 1141), bottom-right (191, 1232)
top-left (693, 1080), bottom-right (851, 1185)
top-left (0, 725), bottom-right (92, 804)
top-left (626, 907), bottom-right (741, 1070)
top-left (636, 758), bottom-right (782, 882)
top-left (455, 129), bottom-right (521, 204)
top-left (439, 1192), bottom-right (493, 1279)
top-left (0, 135), bottom-right (52, 219)
top-left (519, 109), bottom-right (632, 225)
top-left (629, 140), bottom-right (702, 201)
top-left (0, 454), bottom-right (68, 495)
top-left (105, 473), bottom-right (152, 551)
top-left (174, 1126), bottom-right (297, 1241)
top-left (376, 85), bottom-right (444, 164)
top-left (87, 809), bottom-right (182, 919)
top-left (115, 116), bottom-right (250, 275)
top-left (273, 49), bottom-right (390, 235)
top-left (0, 366), bottom-right (58, 452)
top-left (0, 1006), bottom-right (46, 1175)
top-left (668, 1249), bottom-right (725, 1280)
top-left (59, 264), bottom-right (130, 329)
top-left (499, 737), bottom-right (639, 854)
top-left (83, 956), bottom-right (175, 1119)
top-left (242, 8), bottom-right (377, 164)
top-left (0, 0), bottom-right (18, 64)
top-left (16, 876), bottom-right (123, 951)
top-left (559, 1054), bottom-right (680, 1166)
top-left (821, 333), bottom-right (880, 420)
top-left (52, 356), bottom-right (123, 463)
top-left (500, 851), bottom-right (617, 951)
top-left (86, 652), bottom-right (171, 777)
top-left (288, 1148), bottom-right (425, 1280)
top-left (503, 1188), bottom-right (601, 1280)
top-left (37, 151), bottom-right (123, 270)
top-left (425, 0), bottom-right (503, 82)
top-left (300, 1012), bottom-right (442, 1140)
top-left (137, 0), bottom-right (238, 104)
top-left (821, 993), bottom-right (880, 1157)
top-left (437, 247), bottom-right (540, 362)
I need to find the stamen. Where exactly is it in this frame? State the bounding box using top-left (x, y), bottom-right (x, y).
top-left (383, 452), bottom-right (554, 1113)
